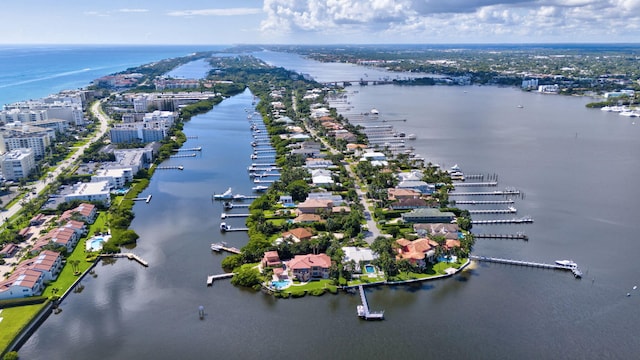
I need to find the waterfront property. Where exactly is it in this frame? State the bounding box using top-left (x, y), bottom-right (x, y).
top-left (288, 253), bottom-right (332, 282)
top-left (401, 208), bottom-right (456, 223)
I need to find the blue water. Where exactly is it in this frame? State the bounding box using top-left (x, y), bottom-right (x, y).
top-left (0, 45), bottom-right (223, 105)
top-left (165, 59), bottom-right (211, 79)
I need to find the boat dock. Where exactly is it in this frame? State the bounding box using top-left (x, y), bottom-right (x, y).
top-left (206, 272), bottom-right (235, 286)
top-left (471, 217), bottom-right (533, 224)
top-left (99, 253), bottom-right (148, 267)
top-left (157, 165), bottom-right (184, 170)
top-left (170, 153), bottom-right (196, 158)
top-left (223, 202), bottom-right (250, 210)
top-left (357, 285), bottom-right (384, 320)
top-left (453, 181), bottom-right (498, 187)
top-left (450, 190), bottom-right (520, 196)
top-left (221, 213), bottom-right (249, 219)
top-left (465, 174), bottom-right (485, 179)
top-left (175, 147), bottom-right (202, 152)
top-left (454, 199), bottom-right (514, 205)
top-left (474, 233), bottom-right (529, 240)
top-left (211, 243), bottom-right (242, 254)
top-left (132, 195), bottom-right (153, 203)
top-left (470, 255), bottom-right (582, 277)
top-left (468, 207), bottom-right (517, 214)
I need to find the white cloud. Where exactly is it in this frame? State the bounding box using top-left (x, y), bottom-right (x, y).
top-left (167, 8), bottom-right (262, 17)
top-left (260, 0), bottom-right (640, 42)
top-left (118, 9), bottom-right (149, 13)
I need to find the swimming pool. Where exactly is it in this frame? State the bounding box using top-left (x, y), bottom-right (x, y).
top-left (364, 264), bottom-right (376, 273)
top-left (272, 280), bottom-right (291, 290)
top-left (437, 255), bottom-right (458, 263)
top-left (85, 235), bottom-right (111, 252)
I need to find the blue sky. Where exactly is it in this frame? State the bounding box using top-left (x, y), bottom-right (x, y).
top-left (3, 0), bottom-right (639, 44)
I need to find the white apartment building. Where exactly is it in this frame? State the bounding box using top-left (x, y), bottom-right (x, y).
top-left (65, 181), bottom-right (111, 206)
top-left (1, 125), bottom-right (53, 158)
top-left (0, 109), bottom-right (48, 125)
top-left (0, 148), bottom-right (36, 180)
top-left (92, 168), bottom-right (133, 189)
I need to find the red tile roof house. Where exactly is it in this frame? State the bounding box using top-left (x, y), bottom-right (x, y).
top-left (0, 243), bottom-right (19, 258)
top-left (59, 203), bottom-right (97, 224)
top-left (0, 269), bottom-right (45, 300)
top-left (288, 253), bottom-right (332, 282)
top-left (15, 250), bottom-right (63, 282)
top-left (261, 251), bottom-right (282, 268)
top-left (61, 220), bottom-right (88, 236)
top-left (396, 238), bottom-right (438, 266)
top-left (281, 228), bottom-right (314, 243)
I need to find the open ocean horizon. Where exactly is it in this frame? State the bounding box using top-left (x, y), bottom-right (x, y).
top-left (0, 45), bottom-right (225, 106)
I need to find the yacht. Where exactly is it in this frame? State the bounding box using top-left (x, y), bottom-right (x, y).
top-left (213, 188), bottom-right (233, 200)
top-left (406, 134), bottom-right (417, 140)
top-left (555, 260), bottom-right (577, 268)
top-left (211, 243), bottom-right (223, 251)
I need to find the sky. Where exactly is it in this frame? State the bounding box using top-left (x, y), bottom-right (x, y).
top-left (2, 0), bottom-right (639, 44)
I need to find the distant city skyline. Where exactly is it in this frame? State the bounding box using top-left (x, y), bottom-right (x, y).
top-left (2, 0), bottom-right (639, 45)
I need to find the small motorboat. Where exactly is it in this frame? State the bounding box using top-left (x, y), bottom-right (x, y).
top-left (555, 260), bottom-right (577, 268)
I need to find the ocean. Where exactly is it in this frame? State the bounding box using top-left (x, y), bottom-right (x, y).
top-left (0, 45), bottom-right (223, 106)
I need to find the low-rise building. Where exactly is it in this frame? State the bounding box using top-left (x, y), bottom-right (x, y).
top-left (0, 269), bottom-right (45, 300)
top-left (401, 208), bottom-right (456, 224)
top-left (92, 168), bottom-right (133, 189)
top-left (64, 181), bottom-right (111, 206)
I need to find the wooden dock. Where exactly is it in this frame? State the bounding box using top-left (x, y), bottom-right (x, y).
top-left (470, 255), bottom-right (582, 278)
top-left (99, 253), bottom-right (148, 267)
top-left (474, 233), bottom-right (528, 240)
top-left (357, 285), bottom-right (384, 320)
top-left (471, 217), bottom-right (533, 225)
top-left (206, 272), bottom-right (235, 286)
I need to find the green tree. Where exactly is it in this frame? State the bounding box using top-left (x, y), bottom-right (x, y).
top-left (230, 266), bottom-right (262, 288)
top-left (287, 180), bottom-right (310, 202)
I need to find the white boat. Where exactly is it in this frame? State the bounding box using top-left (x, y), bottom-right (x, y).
top-left (406, 134), bottom-right (417, 140)
top-left (252, 185), bottom-right (269, 192)
top-left (555, 260), bottom-right (577, 268)
top-left (233, 194), bottom-right (246, 201)
top-left (213, 188), bottom-right (233, 200)
top-left (211, 243), bottom-right (223, 251)
top-left (370, 108), bottom-right (379, 115)
top-left (220, 222), bottom-right (230, 232)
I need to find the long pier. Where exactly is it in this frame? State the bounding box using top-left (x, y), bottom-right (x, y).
top-left (99, 253), bottom-right (148, 267)
top-left (449, 190), bottom-right (520, 196)
top-left (206, 273), bottom-right (235, 286)
top-left (470, 256), bottom-right (582, 277)
top-left (223, 202), bottom-right (250, 210)
top-left (175, 147), bottom-right (202, 152)
top-left (157, 165), bottom-right (184, 170)
top-left (453, 181), bottom-right (498, 187)
top-left (454, 199), bottom-right (514, 205)
top-left (468, 207), bottom-right (517, 214)
top-left (474, 233), bottom-right (529, 240)
top-left (471, 217), bottom-right (533, 225)
top-left (221, 213), bottom-right (249, 219)
top-left (357, 285), bottom-right (384, 320)
top-left (465, 174), bottom-right (485, 179)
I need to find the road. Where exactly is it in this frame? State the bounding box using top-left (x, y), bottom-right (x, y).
top-left (299, 114), bottom-right (382, 244)
top-left (2, 99), bottom-right (110, 222)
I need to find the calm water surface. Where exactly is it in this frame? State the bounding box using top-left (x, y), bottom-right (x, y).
top-left (18, 54), bottom-right (640, 359)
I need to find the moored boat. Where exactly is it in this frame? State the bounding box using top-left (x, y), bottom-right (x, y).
top-left (555, 259), bottom-right (578, 268)
top-left (213, 188), bottom-right (233, 200)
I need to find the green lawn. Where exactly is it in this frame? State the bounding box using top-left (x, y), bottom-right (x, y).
top-left (0, 304), bottom-right (46, 354)
top-left (284, 279), bottom-right (337, 293)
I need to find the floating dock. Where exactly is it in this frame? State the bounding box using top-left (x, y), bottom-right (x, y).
top-left (357, 285), bottom-right (384, 320)
top-left (206, 273), bottom-right (235, 286)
